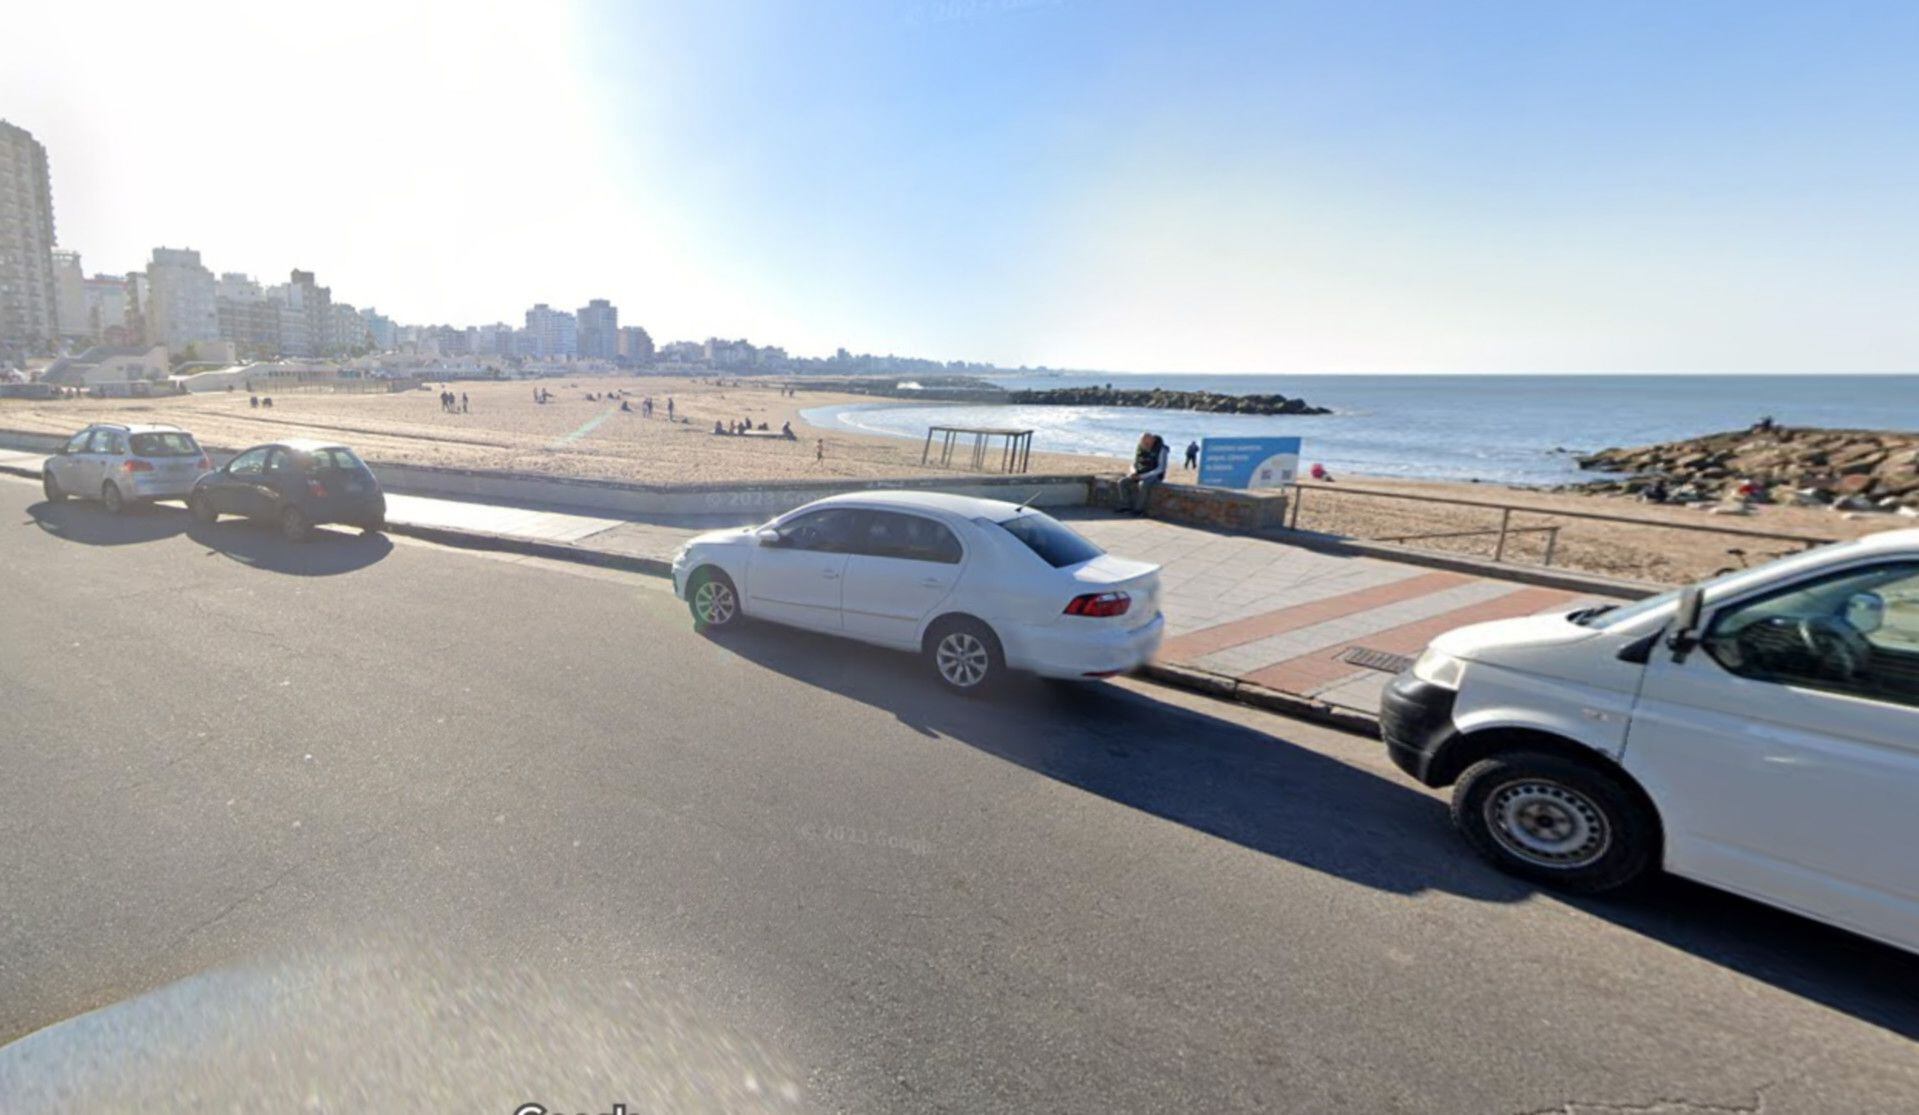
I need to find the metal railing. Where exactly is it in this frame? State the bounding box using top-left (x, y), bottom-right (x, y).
top-left (1284, 482), bottom-right (1835, 580)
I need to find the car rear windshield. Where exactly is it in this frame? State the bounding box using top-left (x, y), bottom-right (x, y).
top-left (128, 432), bottom-right (199, 457)
top-left (303, 448), bottom-right (366, 472)
top-left (987, 512), bottom-right (1104, 568)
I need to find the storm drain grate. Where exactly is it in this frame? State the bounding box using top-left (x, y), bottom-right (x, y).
top-left (1341, 647), bottom-right (1414, 674)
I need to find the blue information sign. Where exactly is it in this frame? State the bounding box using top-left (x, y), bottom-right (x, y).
top-left (1197, 436), bottom-right (1302, 490)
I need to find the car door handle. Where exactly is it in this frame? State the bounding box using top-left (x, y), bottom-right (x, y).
top-left (919, 578), bottom-right (947, 588)
top-left (822, 569), bottom-right (840, 579)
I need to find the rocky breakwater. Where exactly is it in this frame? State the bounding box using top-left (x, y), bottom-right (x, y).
top-left (1009, 384), bottom-right (1329, 415)
top-left (1575, 427), bottom-right (1919, 511)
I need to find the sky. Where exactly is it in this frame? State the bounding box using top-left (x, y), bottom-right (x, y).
top-left (4, 0), bottom-right (1918, 373)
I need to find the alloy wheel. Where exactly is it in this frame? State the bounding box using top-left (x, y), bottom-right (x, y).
top-left (936, 631), bottom-right (991, 688)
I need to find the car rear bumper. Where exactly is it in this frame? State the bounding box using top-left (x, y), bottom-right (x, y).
top-left (1006, 612), bottom-right (1165, 678)
top-left (1379, 670), bottom-right (1460, 786)
top-left (127, 474), bottom-right (201, 499)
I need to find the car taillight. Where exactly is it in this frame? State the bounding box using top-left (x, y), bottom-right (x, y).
top-left (197, 455), bottom-right (211, 471)
top-left (307, 478), bottom-right (329, 498)
top-left (1064, 591), bottom-right (1131, 618)
top-left (122, 459), bottom-right (154, 473)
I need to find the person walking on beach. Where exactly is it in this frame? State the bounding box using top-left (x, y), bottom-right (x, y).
top-left (1184, 440), bottom-right (1200, 469)
top-left (815, 438), bottom-right (826, 465)
top-left (1119, 433), bottom-right (1169, 515)
top-left (666, 397), bottom-right (675, 420)
top-left (461, 392), bottom-right (469, 413)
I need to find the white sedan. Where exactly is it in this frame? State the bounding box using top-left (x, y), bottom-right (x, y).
top-left (671, 492), bottom-right (1165, 693)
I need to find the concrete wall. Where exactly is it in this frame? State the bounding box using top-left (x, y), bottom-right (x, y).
top-left (0, 427), bottom-right (1090, 517)
top-left (370, 460), bottom-right (1092, 517)
top-left (1091, 478), bottom-right (1289, 532)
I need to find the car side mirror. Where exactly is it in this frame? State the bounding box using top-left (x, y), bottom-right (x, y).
top-left (1666, 585), bottom-right (1705, 662)
top-left (755, 528), bottom-right (783, 546)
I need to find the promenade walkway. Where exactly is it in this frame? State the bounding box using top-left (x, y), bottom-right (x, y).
top-left (0, 448), bottom-right (1632, 718)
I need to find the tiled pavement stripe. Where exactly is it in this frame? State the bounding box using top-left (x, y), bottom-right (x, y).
top-left (1193, 578), bottom-right (1525, 677)
top-left (1158, 570), bottom-right (1470, 661)
top-left (1242, 585), bottom-right (1582, 695)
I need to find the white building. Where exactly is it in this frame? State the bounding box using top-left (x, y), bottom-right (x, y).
top-left (576, 298), bottom-right (619, 360)
top-left (52, 249), bottom-right (88, 343)
top-left (0, 120), bottom-right (59, 358)
top-left (38, 343), bottom-right (171, 389)
top-left (524, 303), bottom-right (577, 359)
top-left (145, 247), bottom-right (221, 351)
top-left (82, 274), bottom-right (130, 344)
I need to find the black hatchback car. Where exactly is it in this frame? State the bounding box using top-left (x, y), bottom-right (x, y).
top-left (188, 439), bottom-right (386, 541)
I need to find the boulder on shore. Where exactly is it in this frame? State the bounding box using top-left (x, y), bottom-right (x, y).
top-left (1009, 384), bottom-right (1329, 416)
top-left (1572, 426), bottom-right (1919, 510)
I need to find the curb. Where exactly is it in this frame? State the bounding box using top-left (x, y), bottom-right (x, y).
top-left (383, 521), bottom-right (673, 577)
top-left (1139, 662), bottom-right (1380, 734)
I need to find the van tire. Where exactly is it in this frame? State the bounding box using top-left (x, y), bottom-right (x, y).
top-left (1452, 751), bottom-right (1656, 894)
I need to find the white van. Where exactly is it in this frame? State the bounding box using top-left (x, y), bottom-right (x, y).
top-left (1381, 529), bottom-right (1919, 954)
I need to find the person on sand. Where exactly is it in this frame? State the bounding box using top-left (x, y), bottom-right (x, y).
top-left (714, 420), bottom-right (726, 435)
top-left (461, 392), bottom-right (469, 413)
top-left (666, 397), bottom-right (675, 420)
top-left (781, 421), bottom-right (794, 439)
top-left (1118, 433), bottom-right (1169, 515)
top-left (1184, 440), bottom-right (1200, 469)
top-left (815, 438), bottom-right (825, 464)
top-left (620, 399), bottom-right (632, 412)
top-left (1310, 462), bottom-right (1334, 483)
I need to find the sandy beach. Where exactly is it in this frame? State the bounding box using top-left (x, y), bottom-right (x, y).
top-left (2, 375), bottom-right (1901, 583)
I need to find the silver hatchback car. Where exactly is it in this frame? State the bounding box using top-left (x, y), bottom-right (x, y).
top-left (43, 423), bottom-right (212, 513)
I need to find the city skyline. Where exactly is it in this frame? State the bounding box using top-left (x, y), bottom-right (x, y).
top-left (4, 1), bottom-right (1919, 373)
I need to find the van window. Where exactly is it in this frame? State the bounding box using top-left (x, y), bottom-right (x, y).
top-left (1703, 561), bottom-right (1919, 708)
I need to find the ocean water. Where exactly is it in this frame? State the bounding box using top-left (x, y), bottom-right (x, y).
top-left (804, 373), bottom-right (1919, 486)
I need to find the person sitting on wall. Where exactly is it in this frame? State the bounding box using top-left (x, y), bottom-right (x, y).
top-left (1118, 432), bottom-right (1169, 515)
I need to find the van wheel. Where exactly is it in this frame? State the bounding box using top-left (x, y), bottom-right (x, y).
top-left (926, 617), bottom-right (1003, 696)
top-left (101, 481), bottom-right (125, 514)
top-left (688, 568), bottom-right (740, 630)
top-left (1451, 751), bottom-right (1655, 893)
top-left (42, 471), bottom-right (65, 503)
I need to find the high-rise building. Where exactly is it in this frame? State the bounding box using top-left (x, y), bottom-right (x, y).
top-left (145, 247), bottom-right (221, 351)
top-left (274, 269), bottom-right (332, 356)
top-left (83, 274), bottom-right (130, 345)
top-left (329, 302), bottom-right (371, 354)
top-left (619, 325), bottom-right (654, 364)
top-left (524, 303), bottom-right (577, 359)
top-left (216, 272), bottom-right (282, 357)
top-left (576, 298), bottom-right (619, 360)
top-left (51, 250), bottom-right (89, 343)
top-left (359, 306), bottom-right (396, 350)
top-left (0, 120), bottom-right (59, 358)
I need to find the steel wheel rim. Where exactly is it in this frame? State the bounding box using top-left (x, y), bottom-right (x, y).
top-left (1485, 779), bottom-right (1611, 868)
top-left (936, 632), bottom-right (990, 687)
top-left (694, 580), bottom-right (735, 625)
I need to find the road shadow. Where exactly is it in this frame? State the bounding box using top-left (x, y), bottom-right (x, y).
top-left (26, 500), bottom-right (187, 546)
top-left (709, 621), bottom-right (1919, 1040)
top-left (185, 518), bottom-right (392, 576)
top-left (707, 620), bottom-right (1521, 907)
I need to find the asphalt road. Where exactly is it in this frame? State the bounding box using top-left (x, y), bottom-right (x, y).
top-left (1, 475), bottom-right (1915, 1112)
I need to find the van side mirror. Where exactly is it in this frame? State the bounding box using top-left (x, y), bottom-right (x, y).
top-left (1666, 585), bottom-right (1705, 662)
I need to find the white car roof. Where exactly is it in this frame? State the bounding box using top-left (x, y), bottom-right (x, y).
top-left (803, 490), bottom-right (1030, 520)
top-left (86, 423), bottom-right (188, 435)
